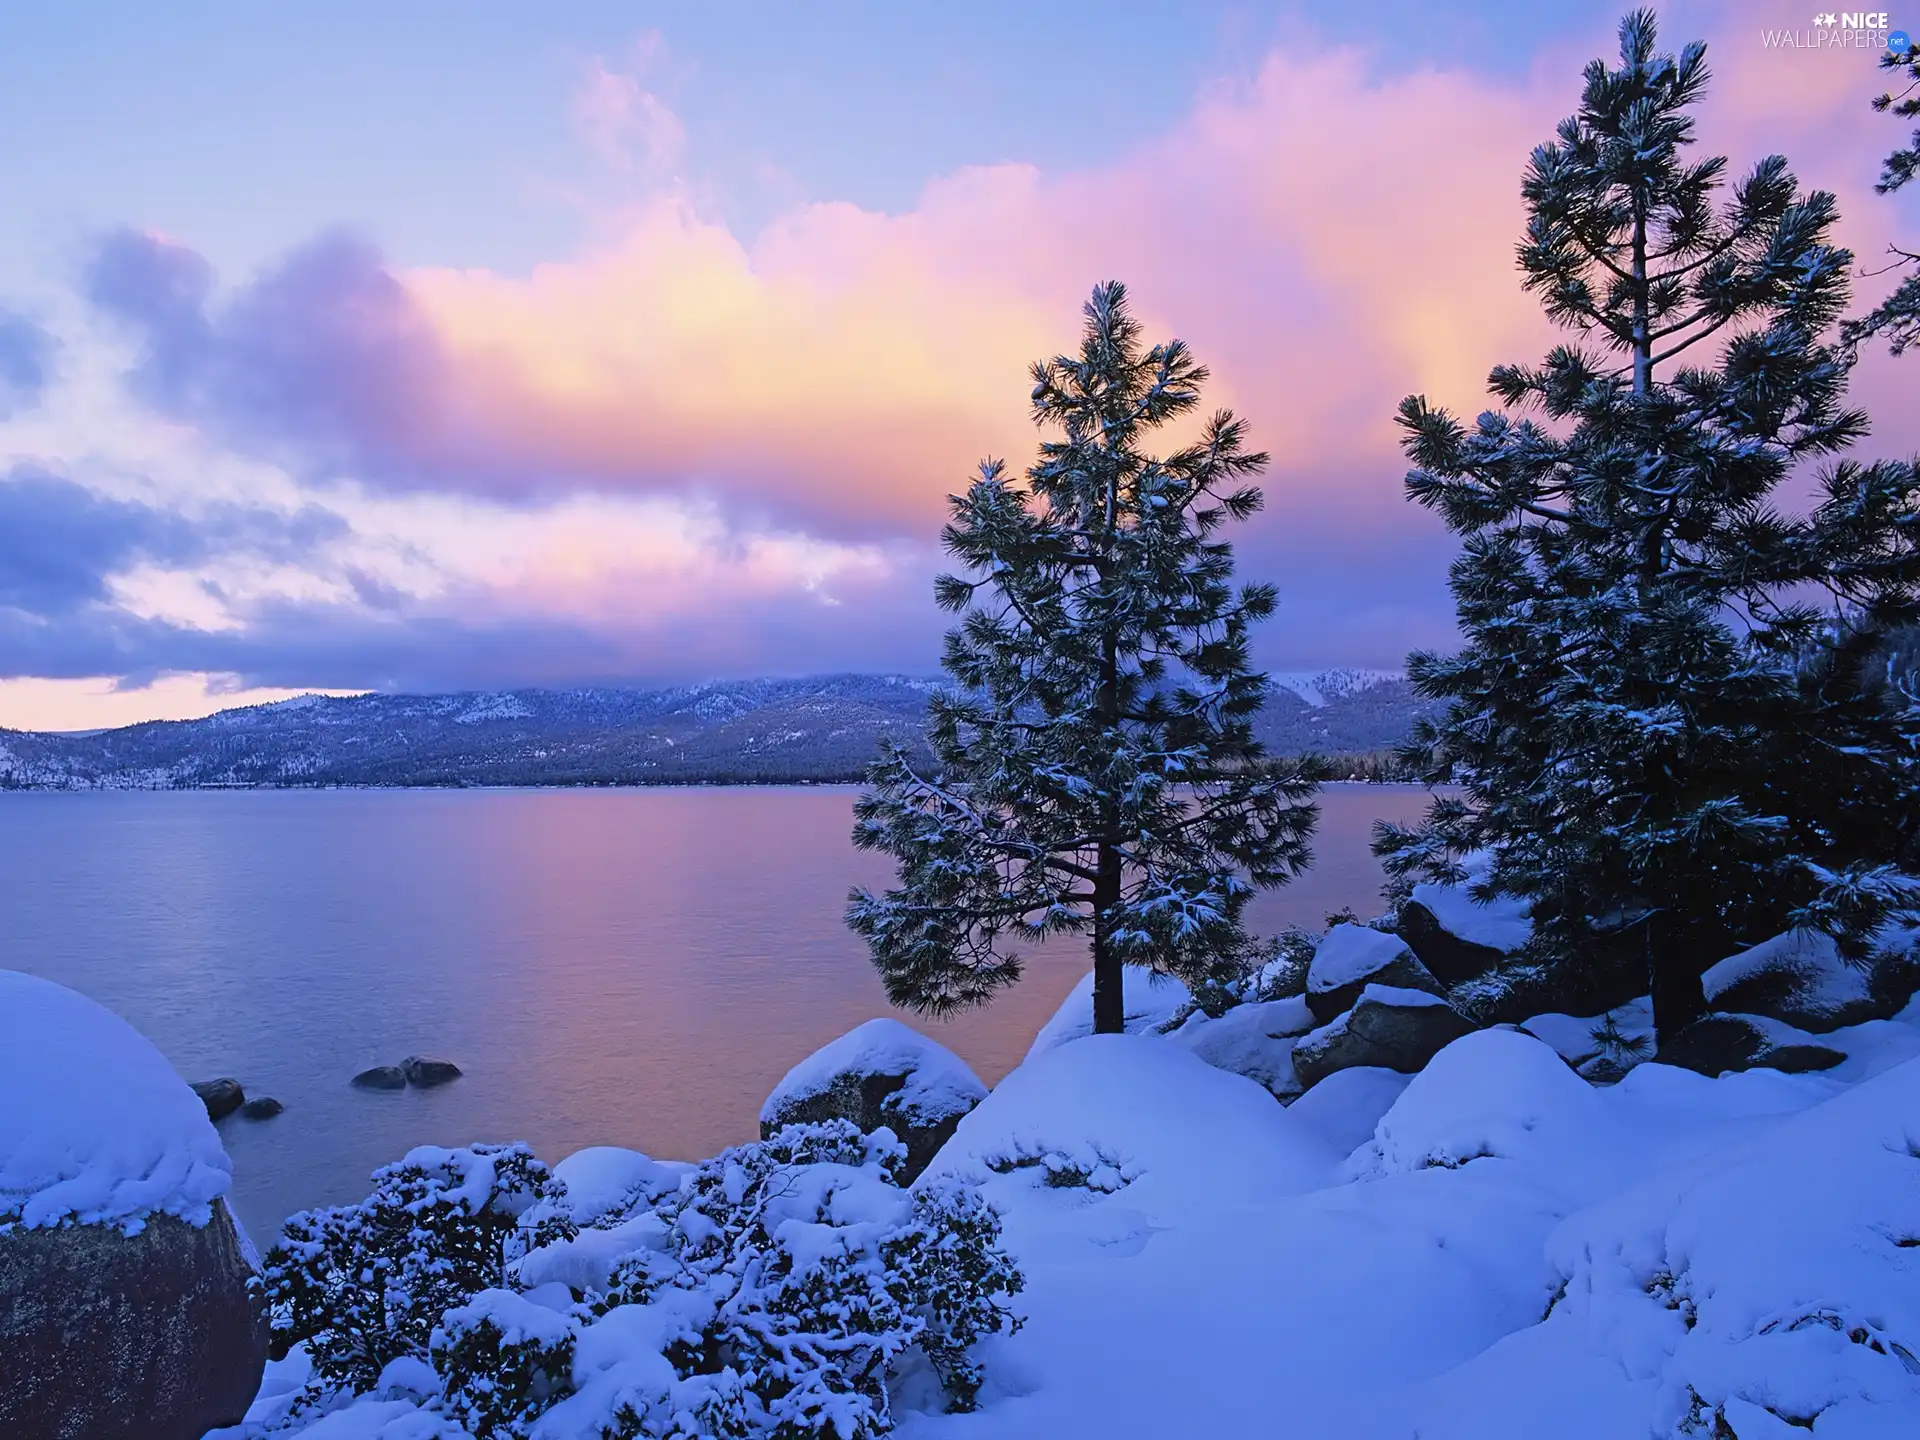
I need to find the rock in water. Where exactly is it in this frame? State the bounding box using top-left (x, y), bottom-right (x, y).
top-left (238, 1096), bottom-right (283, 1120)
top-left (760, 1018), bottom-right (987, 1183)
top-left (1306, 924), bottom-right (1444, 1025)
top-left (0, 970), bottom-right (265, 1440)
top-left (351, 1065), bottom-right (407, 1090)
top-left (189, 1077), bottom-right (245, 1122)
top-left (402, 1055), bottom-right (462, 1087)
top-left (1292, 984), bottom-right (1475, 1090)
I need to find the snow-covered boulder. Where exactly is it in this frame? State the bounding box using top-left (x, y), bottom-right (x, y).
top-left (1350, 1029), bottom-right (1602, 1179)
top-left (1520, 998), bottom-right (1655, 1082)
top-left (923, 1033), bottom-right (1338, 1219)
top-left (1024, 966), bottom-right (1192, 1061)
top-left (1292, 984), bottom-right (1475, 1090)
top-left (1400, 863), bottom-right (1532, 987)
top-left (1408, 1056), bottom-right (1920, 1438)
top-left (759, 1018), bottom-right (987, 1183)
top-left (0, 970), bottom-right (266, 1440)
top-left (1307, 923), bottom-right (1444, 1024)
top-left (1168, 996), bottom-right (1315, 1099)
top-left (1656, 1012), bottom-right (1846, 1078)
top-left (1284, 1065), bottom-right (1411, 1156)
top-left (1702, 929), bottom-right (1912, 1034)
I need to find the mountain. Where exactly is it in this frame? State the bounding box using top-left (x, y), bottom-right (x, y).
top-left (0, 673), bottom-right (1435, 790)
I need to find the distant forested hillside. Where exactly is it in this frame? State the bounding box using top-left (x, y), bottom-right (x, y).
top-left (0, 673), bottom-right (1436, 789)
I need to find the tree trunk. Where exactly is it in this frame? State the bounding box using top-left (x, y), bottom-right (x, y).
top-left (1647, 916), bottom-right (1707, 1047)
top-left (1090, 843), bottom-right (1125, 1034)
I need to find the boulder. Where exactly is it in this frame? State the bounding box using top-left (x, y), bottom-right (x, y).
top-left (1654, 1012), bottom-right (1847, 1078)
top-left (189, 1078), bottom-right (245, 1122)
top-left (351, 1065), bottom-right (407, 1090)
top-left (0, 1202), bottom-right (266, 1440)
top-left (1701, 930), bottom-right (1911, 1034)
top-left (760, 1018), bottom-right (987, 1183)
top-left (1292, 984), bottom-right (1475, 1090)
top-left (1306, 924), bottom-right (1444, 1024)
top-left (401, 1055), bottom-right (462, 1087)
top-left (1400, 871), bottom-right (1531, 986)
top-left (1169, 997), bottom-right (1315, 1099)
top-left (1396, 898), bottom-right (1507, 987)
top-left (238, 1096), bottom-right (283, 1120)
top-left (0, 970), bottom-right (265, 1440)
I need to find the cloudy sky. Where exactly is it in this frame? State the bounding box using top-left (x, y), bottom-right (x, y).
top-left (0, 0), bottom-right (1914, 730)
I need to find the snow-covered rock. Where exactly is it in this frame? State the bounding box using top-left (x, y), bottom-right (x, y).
top-left (1284, 1066), bottom-right (1411, 1156)
top-left (1292, 984), bottom-right (1475, 1089)
top-left (759, 1018), bottom-right (986, 1182)
top-left (1400, 858), bottom-right (1532, 988)
top-left (1023, 966), bottom-right (1192, 1061)
top-left (1167, 996), bottom-right (1315, 1098)
top-left (1657, 1012), bottom-right (1847, 1078)
top-left (1702, 929), bottom-right (1909, 1034)
top-left (1521, 998), bottom-right (1655, 1080)
top-left (1350, 1029), bottom-right (1602, 1179)
top-left (1, 970), bottom-right (232, 1232)
top-left (1404, 1056), bottom-right (1920, 1438)
top-left (0, 970), bottom-right (265, 1439)
top-left (1307, 923), bottom-right (1444, 1023)
top-left (922, 1034), bottom-right (1338, 1215)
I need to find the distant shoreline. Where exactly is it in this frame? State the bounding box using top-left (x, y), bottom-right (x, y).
top-left (0, 777), bottom-right (1435, 795)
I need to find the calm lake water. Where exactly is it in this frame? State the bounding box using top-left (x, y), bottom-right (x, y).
top-left (0, 785), bottom-right (1433, 1242)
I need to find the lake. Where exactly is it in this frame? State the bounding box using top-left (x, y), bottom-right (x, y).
top-left (0, 785), bottom-right (1434, 1243)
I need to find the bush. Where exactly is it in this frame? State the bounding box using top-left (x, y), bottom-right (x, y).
top-left (255, 1122), bottom-right (1023, 1439)
top-left (263, 1143), bottom-right (573, 1399)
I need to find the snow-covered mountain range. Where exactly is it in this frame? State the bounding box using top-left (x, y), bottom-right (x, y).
top-left (0, 672), bottom-right (1433, 789)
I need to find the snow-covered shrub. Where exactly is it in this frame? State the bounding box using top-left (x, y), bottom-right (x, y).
top-left (431, 1288), bottom-right (577, 1439)
top-left (599, 1120), bottom-right (1024, 1429)
top-left (262, 1143), bottom-right (574, 1399)
top-left (255, 1123), bottom-right (1022, 1439)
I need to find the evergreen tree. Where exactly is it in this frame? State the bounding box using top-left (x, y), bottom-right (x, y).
top-left (1375, 11), bottom-right (1920, 1044)
top-left (1842, 45), bottom-right (1920, 358)
top-left (848, 282), bottom-right (1318, 1035)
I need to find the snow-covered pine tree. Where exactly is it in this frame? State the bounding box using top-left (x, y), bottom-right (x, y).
top-left (1841, 45), bottom-right (1919, 358)
top-left (1374, 10), bottom-right (1920, 1044)
top-left (848, 282), bottom-right (1317, 1035)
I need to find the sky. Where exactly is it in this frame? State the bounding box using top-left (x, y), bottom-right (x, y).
top-left (0, 1), bottom-right (1914, 731)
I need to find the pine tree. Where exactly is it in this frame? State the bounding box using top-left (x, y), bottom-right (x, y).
top-left (1842, 45), bottom-right (1920, 358)
top-left (1375, 11), bottom-right (1920, 1045)
top-left (848, 282), bottom-right (1318, 1035)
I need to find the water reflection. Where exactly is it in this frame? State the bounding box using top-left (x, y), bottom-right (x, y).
top-left (0, 785), bottom-right (1432, 1240)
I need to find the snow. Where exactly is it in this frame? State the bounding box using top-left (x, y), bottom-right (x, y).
top-left (1285, 1065), bottom-right (1412, 1155)
top-left (1702, 928), bottom-right (1873, 1025)
top-left (1167, 997), bottom-right (1314, 1096)
top-left (1522, 998), bottom-right (1655, 1069)
top-left (1307, 922), bottom-right (1416, 993)
top-left (0, 968), bottom-right (231, 1233)
top-left (893, 1002), bottom-right (1920, 1437)
top-left (237, 981), bottom-right (1920, 1440)
top-left (1023, 966), bottom-right (1192, 1062)
top-left (549, 1146), bottom-right (685, 1225)
top-left (759, 1017), bottom-right (986, 1127)
top-left (1410, 857), bottom-right (1533, 953)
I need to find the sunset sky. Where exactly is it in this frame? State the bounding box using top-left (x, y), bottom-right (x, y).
top-left (0, 0), bottom-right (1914, 731)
